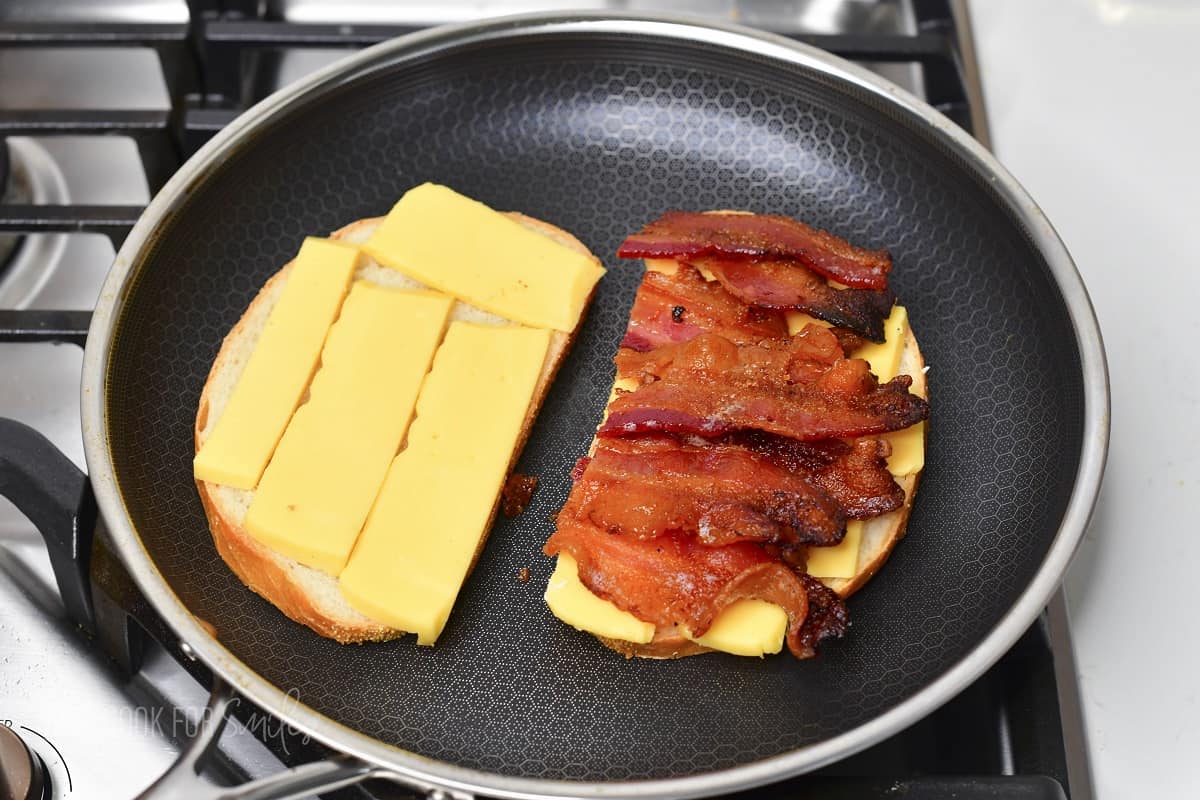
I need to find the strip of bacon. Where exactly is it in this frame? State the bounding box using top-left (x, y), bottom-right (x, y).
top-left (829, 327), bottom-right (870, 356)
top-left (563, 435), bottom-right (845, 547)
top-left (727, 432), bottom-right (905, 519)
top-left (545, 522), bottom-right (819, 658)
top-left (620, 263), bottom-right (786, 352)
top-left (616, 317), bottom-right (843, 385)
top-left (691, 255), bottom-right (895, 342)
top-left (617, 211), bottom-right (891, 290)
top-left (601, 328), bottom-right (929, 442)
top-left (796, 574), bottom-right (849, 658)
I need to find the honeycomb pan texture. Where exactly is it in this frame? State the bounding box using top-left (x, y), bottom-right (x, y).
top-left (105, 34), bottom-right (1085, 782)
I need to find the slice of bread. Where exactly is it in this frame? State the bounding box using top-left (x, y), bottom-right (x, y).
top-left (551, 211), bottom-right (927, 658)
top-left (592, 327), bottom-right (926, 659)
top-left (194, 213), bottom-right (599, 643)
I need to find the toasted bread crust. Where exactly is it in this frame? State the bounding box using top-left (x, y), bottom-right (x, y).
top-left (195, 212), bottom-right (600, 643)
top-left (195, 455), bottom-right (399, 643)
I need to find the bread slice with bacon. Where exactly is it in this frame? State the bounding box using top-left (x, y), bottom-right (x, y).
top-left (593, 327), bottom-right (925, 659)
top-left (543, 210), bottom-right (928, 660)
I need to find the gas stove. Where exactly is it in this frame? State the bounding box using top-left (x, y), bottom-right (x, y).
top-left (0, 2), bottom-right (1090, 798)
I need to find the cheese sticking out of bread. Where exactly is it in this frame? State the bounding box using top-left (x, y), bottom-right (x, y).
top-left (684, 600), bottom-right (788, 657)
top-left (338, 322), bottom-right (552, 644)
top-left (854, 305), bottom-right (910, 382)
top-left (804, 520), bottom-right (865, 579)
top-left (885, 422), bottom-right (925, 475)
top-left (243, 284), bottom-right (453, 575)
top-left (364, 183), bottom-right (605, 332)
top-left (193, 237), bottom-right (358, 489)
top-left (785, 310), bottom-right (833, 335)
top-left (544, 554), bottom-right (656, 644)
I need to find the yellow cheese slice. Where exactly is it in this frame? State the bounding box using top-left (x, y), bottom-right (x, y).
top-left (853, 305), bottom-right (908, 382)
top-left (644, 258), bottom-right (679, 275)
top-left (806, 520), bottom-right (864, 579)
top-left (545, 555), bottom-right (788, 656)
top-left (884, 422), bottom-right (925, 476)
top-left (364, 183), bottom-right (604, 332)
top-left (193, 237), bottom-right (358, 490)
top-left (684, 600), bottom-right (787, 657)
top-left (785, 310), bottom-right (834, 335)
top-left (339, 322), bottom-right (551, 644)
top-left (545, 554), bottom-right (655, 644)
top-left (243, 284), bottom-right (453, 575)
top-left (644, 258), bottom-right (716, 282)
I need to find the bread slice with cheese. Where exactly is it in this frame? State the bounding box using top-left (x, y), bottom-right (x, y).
top-left (544, 244), bottom-right (927, 659)
top-left (195, 208), bottom-right (601, 643)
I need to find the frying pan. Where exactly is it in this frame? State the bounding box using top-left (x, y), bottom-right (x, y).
top-left (64, 12), bottom-right (1106, 799)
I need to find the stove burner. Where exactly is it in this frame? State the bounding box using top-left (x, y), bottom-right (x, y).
top-left (0, 725), bottom-right (51, 800)
top-left (0, 138), bottom-right (69, 308)
top-left (0, 139), bottom-right (22, 275)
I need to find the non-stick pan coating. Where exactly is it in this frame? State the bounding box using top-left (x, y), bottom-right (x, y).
top-left (104, 33), bottom-right (1084, 781)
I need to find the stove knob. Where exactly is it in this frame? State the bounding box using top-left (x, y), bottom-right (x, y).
top-left (0, 725), bottom-right (50, 800)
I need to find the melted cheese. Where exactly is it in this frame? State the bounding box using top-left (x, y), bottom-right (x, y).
top-left (545, 554), bottom-right (655, 644)
top-left (339, 322), bottom-right (551, 644)
top-left (243, 285), bottom-right (452, 575)
top-left (364, 183), bottom-right (604, 332)
top-left (194, 237), bottom-right (358, 490)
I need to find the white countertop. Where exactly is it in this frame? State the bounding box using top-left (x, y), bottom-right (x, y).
top-left (970, 2), bottom-right (1200, 797)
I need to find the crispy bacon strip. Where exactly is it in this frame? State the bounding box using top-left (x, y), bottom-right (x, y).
top-left (796, 574), bottom-right (849, 658)
top-left (616, 318), bottom-right (842, 385)
top-left (727, 432), bottom-right (905, 519)
top-left (601, 329), bottom-right (928, 442)
top-left (691, 256), bottom-right (895, 342)
top-left (563, 435), bottom-right (845, 547)
top-left (621, 264), bottom-right (786, 352)
top-left (829, 327), bottom-right (870, 356)
top-left (617, 211), bottom-right (891, 290)
top-left (545, 522), bottom-right (817, 658)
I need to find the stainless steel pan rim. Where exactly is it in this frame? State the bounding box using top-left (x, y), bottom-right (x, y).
top-left (80, 12), bottom-right (1109, 799)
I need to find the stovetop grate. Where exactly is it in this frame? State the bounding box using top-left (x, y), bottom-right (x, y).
top-left (0, 0), bottom-right (979, 350)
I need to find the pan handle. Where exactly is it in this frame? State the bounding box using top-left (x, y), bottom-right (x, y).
top-left (137, 674), bottom-right (477, 800)
top-left (136, 675), bottom-right (377, 800)
top-left (0, 417), bottom-right (97, 630)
